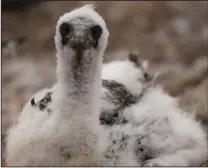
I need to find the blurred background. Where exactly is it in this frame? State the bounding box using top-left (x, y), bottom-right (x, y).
top-left (1, 1), bottom-right (208, 166)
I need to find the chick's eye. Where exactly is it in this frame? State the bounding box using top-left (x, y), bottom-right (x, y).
top-left (60, 23), bottom-right (71, 36)
top-left (91, 25), bottom-right (102, 40)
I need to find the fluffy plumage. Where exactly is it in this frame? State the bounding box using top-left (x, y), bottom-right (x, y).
top-left (100, 54), bottom-right (155, 126)
top-left (99, 73), bottom-right (207, 166)
top-left (125, 87), bottom-right (207, 166)
top-left (6, 4), bottom-right (109, 166)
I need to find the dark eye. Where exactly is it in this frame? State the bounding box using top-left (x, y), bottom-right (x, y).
top-left (91, 25), bottom-right (102, 40)
top-left (60, 23), bottom-right (71, 36)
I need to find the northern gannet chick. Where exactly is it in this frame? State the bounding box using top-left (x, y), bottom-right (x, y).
top-left (6, 4), bottom-right (109, 166)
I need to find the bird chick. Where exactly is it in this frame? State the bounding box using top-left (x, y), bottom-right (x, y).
top-left (6, 4), bottom-right (109, 166)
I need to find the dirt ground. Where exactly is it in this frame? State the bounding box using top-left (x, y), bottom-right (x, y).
top-left (1, 1), bottom-right (208, 166)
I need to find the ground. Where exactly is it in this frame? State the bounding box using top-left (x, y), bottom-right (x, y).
top-left (1, 1), bottom-right (207, 166)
